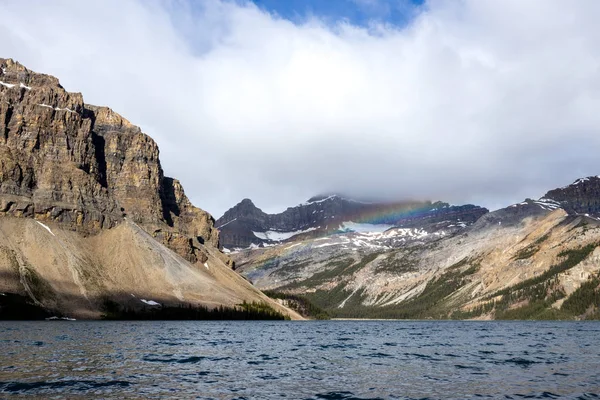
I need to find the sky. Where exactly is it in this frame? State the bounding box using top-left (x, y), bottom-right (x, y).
top-left (1, 0), bottom-right (600, 217)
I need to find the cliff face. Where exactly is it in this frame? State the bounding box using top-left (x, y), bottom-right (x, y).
top-left (0, 59), bottom-right (120, 232)
top-left (0, 58), bottom-right (296, 319)
top-left (0, 58), bottom-right (217, 263)
top-left (392, 202), bottom-right (488, 232)
top-left (545, 176), bottom-right (600, 217)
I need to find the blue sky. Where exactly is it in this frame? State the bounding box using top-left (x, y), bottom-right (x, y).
top-left (250, 0), bottom-right (424, 26)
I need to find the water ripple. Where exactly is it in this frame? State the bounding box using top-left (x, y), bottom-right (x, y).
top-left (0, 321), bottom-right (599, 399)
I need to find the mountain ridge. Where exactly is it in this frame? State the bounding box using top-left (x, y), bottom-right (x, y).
top-left (216, 194), bottom-right (488, 250)
top-left (544, 175), bottom-right (600, 218)
top-left (230, 176), bottom-right (600, 320)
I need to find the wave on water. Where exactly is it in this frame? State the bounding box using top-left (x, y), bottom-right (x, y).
top-left (0, 321), bottom-right (599, 399)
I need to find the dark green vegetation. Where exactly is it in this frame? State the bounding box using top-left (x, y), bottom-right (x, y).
top-left (374, 251), bottom-right (418, 274)
top-left (273, 253), bottom-right (387, 318)
top-left (0, 293), bottom-right (53, 320)
top-left (306, 285), bottom-right (367, 316)
top-left (450, 301), bottom-right (496, 320)
top-left (263, 290), bottom-right (329, 319)
top-left (495, 243), bottom-right (598, 298)
top-left (101, 300), bottom-right (289, 320)
top-left (305, 257), bottom-right (482, 319)
top-left (457, 244), bottom-right (600, 320)
top-left (279, 255), bottom-right (371, 290)
top-left (260, 258), bottom-right (309, 279)
top-left (22, 266), bottom-right (57, 302)
top-left (0, 294), bottom-right (290, 320)
top-left (561, 273), bottom-right (600, 316)
top-left (486, 243), bottom-right (599, 320)
top-left (493, 278), bottom-right (569, 320)
top-left (514, 233), bottom-right (550, 260)
top-left (292, 242), bottom-right (600, 320)
top-left (455, 272), bottom-right (600, 321)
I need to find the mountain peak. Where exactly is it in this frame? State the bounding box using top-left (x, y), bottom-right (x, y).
top-left (239, 198), bottom-right (256, 206)
top-left (551, 176), bottom-right (600, 191)
top-left (217, 198), bottom-right (265, 226)
top-left (216, 193), bottom-right (488, 250)
top-left (306, 194), bottom-right (341, 203)
top-left (304, 194), bottom-right (373, 205)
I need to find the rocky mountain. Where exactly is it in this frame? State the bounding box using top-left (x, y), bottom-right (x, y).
top-left (232, 177), bottom-right (600, 320)
top-left (544, 176), bottom-right (600, 217)
top-left (216, 195), bottom-right (488, 250)
top-left (0, 58), bottom-right (300, 319)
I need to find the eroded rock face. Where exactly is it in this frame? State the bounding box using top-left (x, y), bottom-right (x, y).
top-left (0, 58), bottom-right (218, 262)
top-left (545, 176), bottom-right (600, 217)
top-left (393, 202), bottom-right (488, 232)
top-left (0, 59), bottom-right (121, 232)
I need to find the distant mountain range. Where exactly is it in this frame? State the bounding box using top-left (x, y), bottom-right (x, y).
top-left (218, 176), bottom-right (600, 251)
top-left (226, 176), bottom-right (600, 320)
top-left (216, 195), bottom-right (488, 250)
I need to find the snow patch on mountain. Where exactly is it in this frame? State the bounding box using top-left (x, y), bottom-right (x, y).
top-left (535, 198), bottom-right (562, 211)
top-left (216, 218), bottom-right (237, 229)
top-left (300, 194), bottom-right (372, 207)
top-left (561, 176), bottom-right (599, 189)
top-left (253, 227), bottom-right (317, 241)
top-left (0, 81), bottom-right (15, 88)
top-left (36, 221), bottom-right (55, 236)
top-left (300, 195), bottom-right (338, 206)
top-left (140, 299), bottom-right (161, 306)
top-left (340, 221), bottom-right (394, 233)
top-left (37, 103), bottom-right (75, 113)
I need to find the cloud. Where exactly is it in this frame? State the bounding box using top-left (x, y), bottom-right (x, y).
top-left (1, 0), bottom-right (600, 217)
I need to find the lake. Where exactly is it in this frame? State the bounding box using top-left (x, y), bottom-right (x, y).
top-left (0, 321), bottom-right (599, 399)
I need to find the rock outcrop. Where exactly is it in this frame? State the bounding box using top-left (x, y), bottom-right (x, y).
top-left (0, 58), bottom-right (217, 263)
top-left (545, 176), bottom-right (600, 217)
top-left (393, 202), bottom-right (488, 233)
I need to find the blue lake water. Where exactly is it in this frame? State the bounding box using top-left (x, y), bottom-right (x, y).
top-left (0, 321), bottom-right (599, 399)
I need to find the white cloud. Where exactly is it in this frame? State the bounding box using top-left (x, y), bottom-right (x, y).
top-left (1, 0), bottom-right (600, 217)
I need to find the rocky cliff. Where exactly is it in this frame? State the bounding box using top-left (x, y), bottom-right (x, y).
top-left (0, 58), bottom-right (297, 319)
top-left (0, 58), bottom-right (219, 263)
top-left (544, 176), bottom-right (600, 217)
